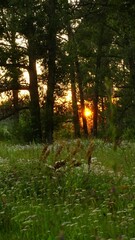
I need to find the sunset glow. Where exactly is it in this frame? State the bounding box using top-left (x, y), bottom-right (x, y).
top-left (65, 90), bottom-right (72, 102)
top-left (84, 107), bottom-right (92, 117)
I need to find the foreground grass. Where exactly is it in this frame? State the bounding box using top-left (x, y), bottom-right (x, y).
top-left (0, 140), bottom-right (135, 240)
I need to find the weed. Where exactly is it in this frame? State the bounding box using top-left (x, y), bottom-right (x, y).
top-left (0, 139), bottom-right (135, 239)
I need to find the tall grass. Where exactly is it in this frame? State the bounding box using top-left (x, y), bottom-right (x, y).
top-left (0, 139), bottom-right (135, 239)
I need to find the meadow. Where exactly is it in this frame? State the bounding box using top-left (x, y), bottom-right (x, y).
top-left (0, 139), bottom-right (135, 240)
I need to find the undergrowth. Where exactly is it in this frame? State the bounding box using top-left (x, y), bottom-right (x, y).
top-left (0, 139), bottom-right (135, 240)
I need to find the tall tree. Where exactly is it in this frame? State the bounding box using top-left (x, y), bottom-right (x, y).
top-left (75, 0), bottom-right (114, 137)
top-left (62, 0), bottom-right (88, 137)
top-left (28, 36), bottom-right (42, 141)
top-left (18, 0), bottom-right (44, 141)
top-left (0, 0), bottom-right (43, 141)
top-left (44, 0), bottom-right (57, 143)
top-left (75, 58), bottom-right (89, 136)
top-left (67, 24), bottom-right (81, 138)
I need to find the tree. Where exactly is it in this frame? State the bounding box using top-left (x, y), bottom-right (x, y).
top-left (44, 0), bottom-right (57, 143)
top-left (67, 24), bottom-right (81, 138)
top-left (1, 0), bottom-right (135, 142)
top-left (0, 0), bottom-right (45, 141)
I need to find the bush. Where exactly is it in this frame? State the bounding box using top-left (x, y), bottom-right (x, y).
top-left (0, 124), bottom-right (12, 141)
top-left (123, 127), bottom-right (135, 140)
top-left (0, 111), bottom-right (33, 143)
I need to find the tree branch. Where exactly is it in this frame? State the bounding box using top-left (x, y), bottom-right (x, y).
top-left (0, 84), bottom-right (30, 93)
top-left (0, 62), bottom-right (29, 70)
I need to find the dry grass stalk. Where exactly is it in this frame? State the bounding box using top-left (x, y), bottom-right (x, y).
top-left (70, 139), bottom-right (82, 157)
top-left (70, 158), bottom-right (82, 167)
top-left (40, 139), bottom-right (95, 172)
top-left (54, 159), bottom-right (66, 170)
top-left (54, 140), bottom-right (82, 170)
top-left (40, 144), bottom-right (51, 162)
top-left (57, 230), bottom-right (65, 240)
top-left (86, 140), bottom-right (95, 172)
top-left (75, 138), bottom-right (81, 148)
top-left (54, 144), bottom-right (64, 161)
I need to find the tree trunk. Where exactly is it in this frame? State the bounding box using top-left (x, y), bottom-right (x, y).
top-left (93, 25), bottom-right (105, 137)
top-left (75, 59), bottom-right (88, 137)
top-left (70, 62), bottom-right (81, 138)
top-left (129, 54), bottom-right (135, 91)
top-left (28, 43), bottom-right (42, 142)
top-left (44, 0), bottom-right (57, 144)
top-left (93, 90), bottom-right (98, 137)
top-left (101, 96), bottom-right (105, 132)
top-left (12, 89), bottom-right (19, 122)
top-left (67, 25), bottom-right (81, 138)
top-left (11, 33), bottom-right (19, 123)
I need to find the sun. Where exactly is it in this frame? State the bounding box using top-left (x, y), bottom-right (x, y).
top-left (84, 107), bottom-right (92, 117)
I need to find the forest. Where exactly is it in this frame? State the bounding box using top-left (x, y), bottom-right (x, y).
top-left (0, 0), bottom-right (135, 144)
top-left (1, 1), bottom-right (135, 240)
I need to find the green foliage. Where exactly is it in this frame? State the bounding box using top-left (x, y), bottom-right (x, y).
top-left (15, 111), bottom-right (33, 143)
top-left (0, 111), bottom-right (33, 144)
top-left (1, 0), bottom-right (135, 143)
top-left (0, 140), bottom-right (135, 239)
top-left (54, 122), bottom-right (74, 140)
top-left (123, 128), bottom-right (135, 141)
top-left (0, 121), bottom-right (12, 142)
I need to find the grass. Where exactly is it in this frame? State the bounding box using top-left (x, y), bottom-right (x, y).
top-left (0, 139), bottom-right (135, 239)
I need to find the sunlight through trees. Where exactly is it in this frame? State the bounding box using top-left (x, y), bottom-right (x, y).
top-left (1, 0), bottom-right (135, 142)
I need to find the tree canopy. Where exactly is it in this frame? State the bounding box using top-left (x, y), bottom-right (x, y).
top-left (0, 0), bottom-right (135, 143)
